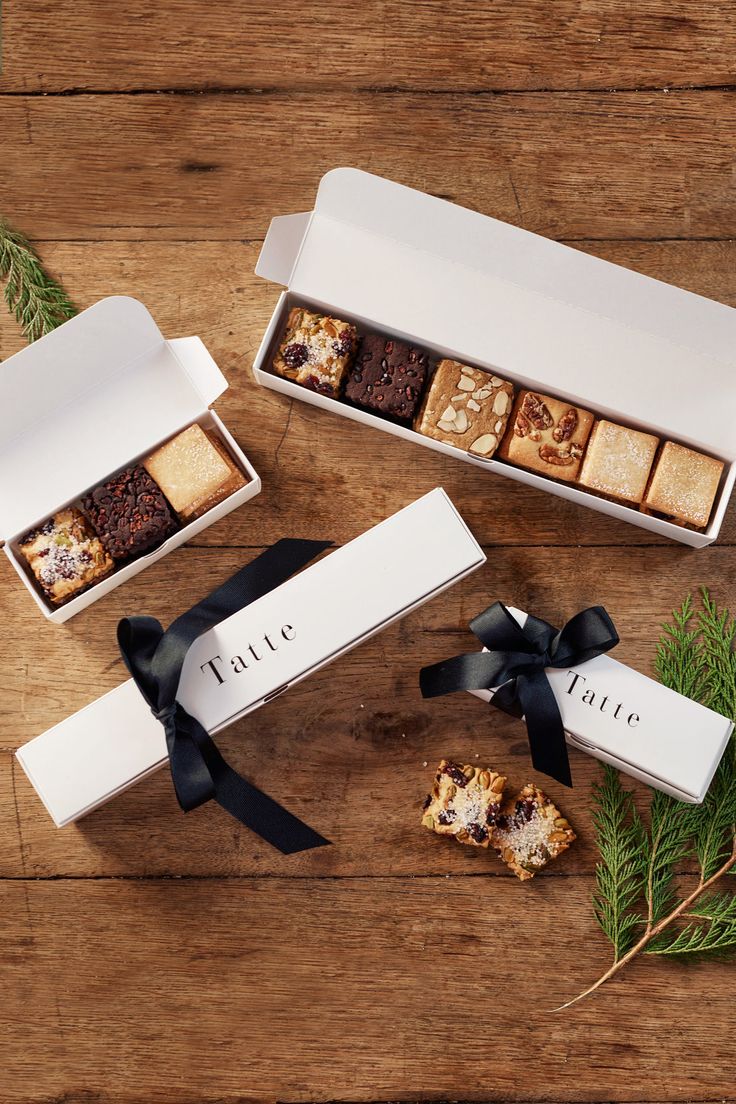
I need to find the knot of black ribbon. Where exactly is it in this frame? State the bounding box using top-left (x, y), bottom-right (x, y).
top-left (117, 538), bottom-right (334, 854)
top-left (419, 601), bottom-right (619, 787)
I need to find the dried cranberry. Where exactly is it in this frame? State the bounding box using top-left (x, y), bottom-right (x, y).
top-left (283, 342), bottom-right (309, 369)
top-left (438, 809), bottom-right (457, 825)
top-left (442, 762), bottom-right (468, 788)
top-left (422, 794), bottom-right (432, 810)
top-left (467, 822), bottom-right (488, 843)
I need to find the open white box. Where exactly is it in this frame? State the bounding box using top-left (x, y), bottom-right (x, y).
top-left (1, 296), bottom-right (261, 622)
top-left (16, 488), bottom-right (485, 826)
top-left (252, 168), bottom-right (736, 547)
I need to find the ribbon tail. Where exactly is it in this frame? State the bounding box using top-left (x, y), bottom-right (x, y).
top-left (173, 710), bottom-right (330, 853)
top-left (517, 671), bottom-right (573, 788)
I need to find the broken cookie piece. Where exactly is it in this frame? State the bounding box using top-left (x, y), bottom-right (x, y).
top-left (497, 390), bottom-right (594, 482)
top-left (491, 783), bottom-right (576, 880)
top-left (421, 759), bottom-right (506, 848)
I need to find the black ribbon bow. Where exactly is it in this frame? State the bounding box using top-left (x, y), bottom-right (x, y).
top-left (117, 538), bottom-right (333, 853)
top-left (419, 601), bottom-right (619, 787)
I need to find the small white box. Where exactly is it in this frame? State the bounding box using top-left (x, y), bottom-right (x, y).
top-left (1, 296), bottom-right (261, 621)
top-left (17, 488), bottom-right (485, 826)
top-left (469, 607), bottom-right (733, 803)
top-left (252, 168), bottom-right (736, 547)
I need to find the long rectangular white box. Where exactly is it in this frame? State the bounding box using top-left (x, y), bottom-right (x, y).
top-left (470, 607), bottom-right (733, 803)
top-left (252, 168), bottom-right (736, 547)
top-left (17, 488), bottom-right (485, 826)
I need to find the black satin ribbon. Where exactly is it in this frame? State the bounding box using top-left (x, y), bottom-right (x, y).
top-left (117, 538), bottom-right (333, 853)
top-left (419, 601), bottom-right (619, 787)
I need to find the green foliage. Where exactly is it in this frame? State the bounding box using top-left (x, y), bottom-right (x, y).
top-left (0, 220), bottom-right (76, 343)
top-left (592, 765), bottom-right (646, 958)
top-left (592, 588), bottom-right (736, 963)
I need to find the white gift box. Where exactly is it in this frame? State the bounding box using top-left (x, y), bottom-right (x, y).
top-left (252, 168), bottom-right (736, 548)
top-left (469, 607), bottom-right (733, 803)
top-left (1, 296), bottom-right (261, 622)
top-left (16, 488), bottom-right (485, 826)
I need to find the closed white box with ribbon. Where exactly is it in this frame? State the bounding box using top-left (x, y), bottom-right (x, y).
top-left (469, 607), bottom-right (733, 803)
top-left (17, 488), bottom-right (485, 826)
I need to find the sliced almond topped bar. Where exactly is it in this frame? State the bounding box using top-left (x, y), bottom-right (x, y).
top-left (491, 783), bottom-right (576, 880)
top-left (421, 759), bottom-right (506, 848)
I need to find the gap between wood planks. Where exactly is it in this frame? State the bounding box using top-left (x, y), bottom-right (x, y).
top-left (3, 83), bottom-right (736, 96)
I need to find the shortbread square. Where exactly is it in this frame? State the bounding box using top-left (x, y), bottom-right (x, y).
top-left (497, 390), bottom-right (594, 482)
top-left (415, 359), bottom-right (514, 457)
top-left (421, 759), bottom-right (506, 848)
top-left (643, 441), bottom-right (723, 528)
top-left (144, 424), bottom-right (246, 522)
top-left (273, 306), bottom-right (357, 397)
top-left (18, 507), bottom-right (114, 605)
top-left (491, 784), bottom-right (576, 881)
top-left (578, 420), bottom-right (658, 504)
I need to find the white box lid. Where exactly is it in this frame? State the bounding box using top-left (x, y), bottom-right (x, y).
top-left (257, 168), bottom-right (736, 459)
top-left (0, 296), bottom-right (227, 539)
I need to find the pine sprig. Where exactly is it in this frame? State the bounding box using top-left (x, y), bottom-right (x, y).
top-left (592, 765), bottom-right (646, 959)
top-left (0, 220), bottom-right (76, 342)
top-left (557, 588), bottom-right (736, 1009)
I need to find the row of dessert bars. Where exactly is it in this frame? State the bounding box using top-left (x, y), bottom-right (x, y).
top-left (16, 424), bottom-right (247, 607)
top-left (272, 306), bottom-right (724, 530)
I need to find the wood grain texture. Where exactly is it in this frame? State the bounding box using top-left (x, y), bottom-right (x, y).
top-left (3, 4), bottom-right (736, 1100)
top-left (3, 1), bottom-right (736, 93)
top-left (1, 876), bottom-right (734, 1104)
top-left (2, 91), bottom-right (736, 241)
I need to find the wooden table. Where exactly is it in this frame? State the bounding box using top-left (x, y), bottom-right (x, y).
top-left (2, 4), bottom-right (735, 1100)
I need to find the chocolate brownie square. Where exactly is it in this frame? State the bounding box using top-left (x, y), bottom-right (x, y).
top-left (345, 334), bottom-right (429, 423)
top-left (83, 465), bottom-right (178, 560)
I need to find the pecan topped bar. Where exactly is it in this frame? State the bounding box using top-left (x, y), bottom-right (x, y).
top-left (421, 759), bottom-right (506, 848)
top-left (491, 783), bottom-right (576, 880)
top-left (498, 390), bottom-right (594, 482)
top-left (273, 307), bottom-right (357, 397)
top-left (415, 359), bottom-right (514, 457)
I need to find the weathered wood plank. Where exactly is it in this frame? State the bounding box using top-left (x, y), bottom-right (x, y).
top-left (2, 1), bottom-right (736, 93)
top-left (1, 241), bottom-right (734, 550)
top-left (4, 547), bottom-right (733, 877)
top-left (1, 92), bottom-right (736, 240)
top-left (0, 876), bottom-right (733, 1103)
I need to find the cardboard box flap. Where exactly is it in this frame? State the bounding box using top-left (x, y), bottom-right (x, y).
top-left (0, 298), bottom-right (228, 540)
top-left (257, 168), bottom-right (736, 458)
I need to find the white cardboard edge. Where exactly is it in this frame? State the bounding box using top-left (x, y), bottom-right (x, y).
top-left (252, 292), bottom-right (728, 548)
top-left (5, 409), bottom-right (261, 623)
top-left (467, 608), bottom-right (733, 803)
top-left (15, 488), bottom-right (486, 826)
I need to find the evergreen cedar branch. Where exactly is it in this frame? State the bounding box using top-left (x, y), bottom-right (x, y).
top-left (558, 588), bottom-right (736, 1009)
top-left (0, 220), bottom-right (76, 344)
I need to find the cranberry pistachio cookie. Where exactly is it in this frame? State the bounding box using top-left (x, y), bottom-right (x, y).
top-left (421, 759), bottom-right (506, 848)
top-left (18, 507), bottom-right (114, 605)
top-left (491, 783), bottom-right (576, 880)
top-left (273, 307), bottom-right (357, 397)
